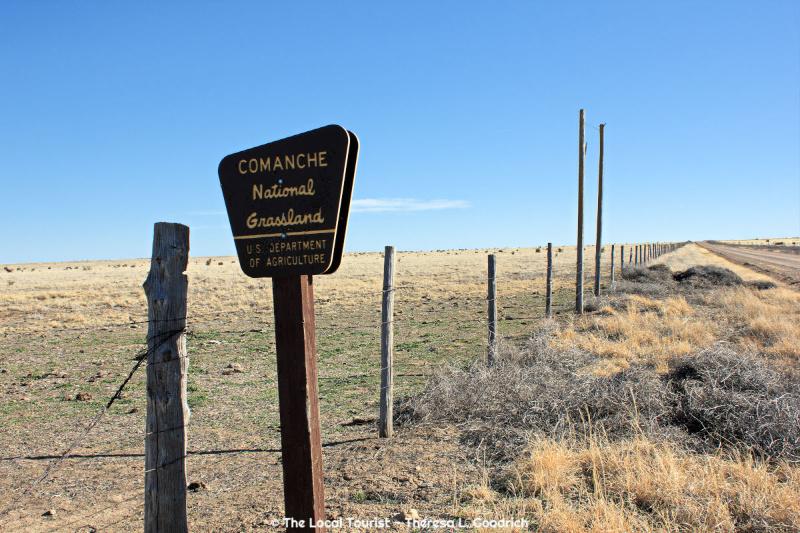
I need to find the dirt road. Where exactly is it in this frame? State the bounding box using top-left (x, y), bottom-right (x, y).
top-left (701, 241), bottom-right (800, 286)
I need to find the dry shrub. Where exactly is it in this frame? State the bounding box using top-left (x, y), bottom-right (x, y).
top-left (400, 327), bottom-right (799, 463)
top-left (617, 265), bottom-right (676, 298)
top-left (583, 295), bottom-right (612, 313)
top-left (404, 312), bottom-right (800, 530)
top-left (397, 323), bottom-right (675, 461)
top-left (673, 265), bottom-right (744, 287)
top-left (749, 279), bottom-right (778, 291)
top-left (509, 436), bottom-right (800, 532)
top-left (622, 264), bottom-right (673, 283)
top-left (668, 344), bottom-right (800, 462)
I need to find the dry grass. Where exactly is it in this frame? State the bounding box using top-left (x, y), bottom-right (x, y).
top-left (504, 436), bottom-right (800, 532)
top-left (399, 253), bottom-right (800, 531)
top-left (0, 245), bottom-right (600, 334)
top-left (3, 241), bottom-right (799, 531)
top-left (452, 435), bottom-right (800, 532)
top-left (554, 294), bottom-right (716, 374)
top-left (710, 286), bottom-right (800, 362)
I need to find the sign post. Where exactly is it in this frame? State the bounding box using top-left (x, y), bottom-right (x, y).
top-left (272, 274), bottom-right (326, 530)
top-left (219, 125), bottom-right (359, 531)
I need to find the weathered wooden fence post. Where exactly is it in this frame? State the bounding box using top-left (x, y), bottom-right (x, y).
top-left (594, 123), bottom-right (605, 297)
top-left (144, 222), bottom-right (190, 533)
top-left (620, 244), bottom-right (625, 276)
top-left (576, 109), bottom-right (585, 314)
top-left (487, 254), bottom-right (497, 365)
top-left (545, 242), bottom-right (553, 318)
top-left (379, 246), bottom-right (395, 438)
top-left (610, 243), bottom-right (615, 290)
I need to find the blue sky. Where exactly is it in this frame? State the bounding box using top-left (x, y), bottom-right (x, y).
top-left (1, 1), bottom-right (798, 263)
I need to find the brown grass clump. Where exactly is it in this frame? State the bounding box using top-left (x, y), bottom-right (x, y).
top-left (555, 294), bottom-right (716, 374)
top-left (710, 287), bottom-right (800, 361)
top-left (507, 436), bottom-right (800, 532)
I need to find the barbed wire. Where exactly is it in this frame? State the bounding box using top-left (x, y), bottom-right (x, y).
top-left (0, 249), bottom-right (683, 524)
top-left (0, 327), bottom-right (186, 519)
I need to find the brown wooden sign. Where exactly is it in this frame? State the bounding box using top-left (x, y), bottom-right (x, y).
top-left (218, 125), bottom-right (358, 277)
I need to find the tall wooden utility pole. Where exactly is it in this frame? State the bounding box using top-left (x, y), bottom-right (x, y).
top-left (576, 109), bottom-right (585, 314)
top-left (594, 123), bottom-right (605, 297)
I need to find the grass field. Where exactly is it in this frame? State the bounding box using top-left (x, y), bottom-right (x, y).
top-left (1, 242), bottom-right (798, 531)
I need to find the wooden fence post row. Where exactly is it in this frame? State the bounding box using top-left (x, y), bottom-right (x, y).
top-left (379, 246), bottom-right (395, 438)
top-left (144, 222), bottom-right (190, 533)
top-left (139, 219), bottom-right (688, 530)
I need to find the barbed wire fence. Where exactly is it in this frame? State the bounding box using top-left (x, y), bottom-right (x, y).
top-left (0, 242), bottom-right (679, 529)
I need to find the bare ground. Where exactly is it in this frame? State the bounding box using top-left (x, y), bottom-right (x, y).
top-left (701, 241), bottom-right (800, 287)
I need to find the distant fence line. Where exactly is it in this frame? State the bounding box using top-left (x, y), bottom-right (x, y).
top-left (1, 225), bottom-right (685, 529)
